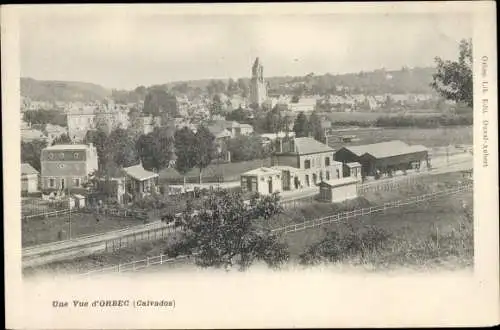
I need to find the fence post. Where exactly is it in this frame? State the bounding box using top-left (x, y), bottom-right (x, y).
top-left (146, 257), bottom-right (150, 267)
top-left (161, 255), bottom-right (163, 265)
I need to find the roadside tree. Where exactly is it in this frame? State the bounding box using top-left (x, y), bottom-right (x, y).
top-left (165, 190), bottom-right (289, 271)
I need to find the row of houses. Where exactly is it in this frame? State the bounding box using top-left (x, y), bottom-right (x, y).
top-left (239, 137), bottom-right (429, 201)
top-left (21, 142), bottom-right (160, 204)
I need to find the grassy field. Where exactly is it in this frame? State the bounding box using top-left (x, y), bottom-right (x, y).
top-left (159, 158), bottom-right (271, 183)
top-left (323, 111), bottom-right (444, 122)
top-left (23, 233), bottom-right (183, 278)
top-left (24, 171), bottom-right (472, 276)
top-left (22, 212), bottom-right (150, 247)
top-left (327, 126), bottom-right (472, 150)
top-left (285, 191), bottom-right (473, 270)
top-left (266, 171), bottom-right (469, 229)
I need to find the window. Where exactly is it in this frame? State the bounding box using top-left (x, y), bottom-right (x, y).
top-left (73, 178), bottom-right (80, 187)
top-left (49, 178), bottom-right (55, 188)
top-left (313, 173), bottom-right (317, 184)
top-left (325, 157), bottom-right (330, 166)
top-left (336, 169), bottom-right (340, 179)
top-left (304, 160), bottom-right (311, 169)
top-left (326, 171), bottom-right (330, 180)
top-left (61, 178), bottom-right (65, 190)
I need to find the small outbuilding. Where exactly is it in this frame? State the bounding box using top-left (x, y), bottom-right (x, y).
top-left (344, 162), bottom-right (362, 181)
top-left (240, 167), bottom-right (282, 195)
top-left (21, 163), bottom-right (39, 195)
top-left (318, 177), bottom-right (359, 203)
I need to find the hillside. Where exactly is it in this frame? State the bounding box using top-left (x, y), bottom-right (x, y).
top-left (21, 77), bottom-right (111, 102)
top-left (166, 66), bottom-right (437, 96)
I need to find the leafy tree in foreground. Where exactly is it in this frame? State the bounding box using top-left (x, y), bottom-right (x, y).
top-left (431, 38), bottom-right (473, 108)
top-left (166, 190), bottom-right (289, 271)
top-left (174, 127), bottom-right (197, 186)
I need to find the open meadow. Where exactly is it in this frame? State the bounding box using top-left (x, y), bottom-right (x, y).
top-left (22, 212), bottom-right (149, 247)
top-left (23, 170), bottom-right (472, 277)
top-left (327, 126), bottom-right (472, 150)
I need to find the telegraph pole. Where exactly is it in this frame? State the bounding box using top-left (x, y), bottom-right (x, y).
top-left (68, 175), bottom-right (72, 240)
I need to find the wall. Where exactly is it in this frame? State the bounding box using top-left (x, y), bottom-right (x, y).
top-left (21, 174), bottom-right (38, 193)
top-left (271, 154), bottom-right (299, 168)
top-left (331, 183), bottom-right (358, 202)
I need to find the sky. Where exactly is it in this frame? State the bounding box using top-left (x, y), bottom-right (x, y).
top-left (19, 7), bottom-right (473, 90)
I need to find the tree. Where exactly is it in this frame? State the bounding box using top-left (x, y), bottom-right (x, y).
top-left (293, 112), bottom-right (309, 137)
top-left (21, 139), bottom-right (48, 172)
top-left (51, 133), bottom-right (72, 145)
top-left (194, 125), bottom-right (217, 184)
top-left (166, 190), bottom-right (289, 271)
top-left (209, 94), bottom-right (224, 117)
top-left (143, 88), bottom-right (179, 117)
top-left (227, 135), bottom-right (269, 162)
top-left (84, 129), bottom-right (108, 169)
top-left (308, 112), bottom-right (323, 141)
top-left (227, 78), bottom-right (238, 97)
top-left (431, 38), bottom-right (473, 108)
top-left (105, 128), bottom-right (139, 169)
top-left (136, 126), bottom-right (175, 171)
top-left (174, 127), bottom-right (197, 186)
top-left (237, 78), bottom-right (250, 97)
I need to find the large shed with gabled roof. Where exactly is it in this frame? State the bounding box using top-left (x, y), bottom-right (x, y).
top-left (334, 140), bottom-right (429, 177)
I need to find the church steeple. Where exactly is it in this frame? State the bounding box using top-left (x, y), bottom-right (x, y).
top-left (250, 57), bottom-right (267, 107)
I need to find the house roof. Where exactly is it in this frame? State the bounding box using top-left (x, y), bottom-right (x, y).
top-left (44, 144), bottom-right (90, 151)
top-left (320, 177), bottom-right (359, 187)
top-left (21, 163), bottom-right (39, 175)
top-left (294, 137), bottom-right (334, 155)
top-left (339, 141), bottom-right (429, 159)
top-left (346, 162), bottom-right (362, 168)
top-left (207, 125), bottom-right (232, 138)
top-left (241, 167), bottom-right (281, 177)
top-left (123, 164), bottom-right (159, 181)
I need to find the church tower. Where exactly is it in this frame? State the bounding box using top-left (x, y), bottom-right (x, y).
top-left (249, 57), bottom-right (268, 107)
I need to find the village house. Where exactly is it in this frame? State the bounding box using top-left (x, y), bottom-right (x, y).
top-left (21, 163), bottom-right (39, 196)
top-left (270, 137), bottom-right (343, 190)
top-left (40, 143), bottom-right (99, 195)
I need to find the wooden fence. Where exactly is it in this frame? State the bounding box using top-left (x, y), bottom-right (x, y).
top-left (75, 182), bottom-right (472, 278)
top-left (74, 255), bottom-right (192, 279)
top-left (103, 222), bottom-right (181, 252)
top-left (22, 208), bottom-right (74, 220)
top-left (271, 183), bottom-right (472, 235)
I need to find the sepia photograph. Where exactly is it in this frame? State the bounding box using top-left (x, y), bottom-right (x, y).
top-left (3, 2), bottom-right (498, 329)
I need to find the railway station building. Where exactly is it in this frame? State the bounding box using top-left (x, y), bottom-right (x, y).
top-left (334, 140), bottom-right (429, 179)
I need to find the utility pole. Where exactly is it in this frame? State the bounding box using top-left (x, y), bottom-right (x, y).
top-left (68, 175), bottom-right (72, 240)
